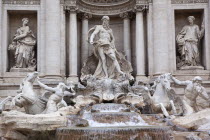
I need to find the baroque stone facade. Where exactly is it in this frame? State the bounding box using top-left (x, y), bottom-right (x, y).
top-left (0, 0), bottom-right (209, 100)
top-left (0, 0), bottom-right (210, 140)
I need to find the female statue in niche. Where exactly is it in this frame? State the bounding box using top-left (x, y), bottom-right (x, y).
top-left (8, 18), bottom-right (36, 71)
top-left (176, 16), bottom-right (205, 69)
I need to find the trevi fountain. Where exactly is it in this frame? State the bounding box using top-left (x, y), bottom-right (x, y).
top-left (1, 0), bottom-right (210, 140)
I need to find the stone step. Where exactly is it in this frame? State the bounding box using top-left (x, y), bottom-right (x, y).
top-left (57, 126), bottom-right (172, 140)
top-left (82, 112), bottom-right (147, 126)
top-left (91, 103), bottom-right (129, 113)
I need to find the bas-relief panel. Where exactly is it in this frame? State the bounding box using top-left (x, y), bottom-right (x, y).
top-left (8, 12), bottom-right (37, 71)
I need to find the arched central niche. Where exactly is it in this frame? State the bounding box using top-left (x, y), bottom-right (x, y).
top-left (63, 0), bottom-right (149, 77)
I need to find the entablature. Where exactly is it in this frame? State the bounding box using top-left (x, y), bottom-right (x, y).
top-left (2, 0), bottom-right (40, 5)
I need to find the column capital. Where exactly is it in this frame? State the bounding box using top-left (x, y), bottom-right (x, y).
top-left (119, 12), bottom-right (133, 19)
top-left (134, 5), bottom-right (149, 12)
top-left (64, 0), bottom-right (78, 12)
top-left (64, 5), bottom-right (78, 12)
top-left (80, 13), bottom-right (92, 20)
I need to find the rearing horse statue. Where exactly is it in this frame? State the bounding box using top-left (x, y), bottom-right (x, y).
top-left (0, 72), bottom-right (46, 114)
top-left (150, 73), bottom-right (177, 118)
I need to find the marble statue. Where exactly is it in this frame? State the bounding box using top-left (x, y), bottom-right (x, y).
top-left (171, 76), bottom-right (210, 116)
top-left (116, 80), bottom-right (148, 109)
top-left (89, 16), bottom-right (124, 78)
top-left (83, 16), bottom-right (133, 80)
top-left (37, 79), bottom-right (75, 114)
top-left (0, 72), bottom-right (76, 115)
top-left (8, 18), bottom-right (36, 72)
top-left (12, 72), bottom-right (46, 114)
top-left (150, 73), bottom-right (177, 118)
top-left (176, 16), bottom-right (205, 69)
top-left (83, 75), bottom-right (116, 102)
top-left (127, 80), bottom-right (152, 110)
top-left (77, 74), bottom-right (145, 109)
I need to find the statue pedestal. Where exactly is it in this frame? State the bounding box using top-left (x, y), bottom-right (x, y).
top-left (180, 66), bottom-right (204, 70)
top-left (10, 67), bottom-right (36, 72)
top-left (175, 67), bottom-right (210, 81)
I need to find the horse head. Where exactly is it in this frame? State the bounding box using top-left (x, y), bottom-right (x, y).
top-left (154, 73), bottom-right (172, 93)
top-left (25, 72), bottom-right (39, 83)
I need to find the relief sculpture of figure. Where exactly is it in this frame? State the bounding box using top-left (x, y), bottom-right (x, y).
top-left (87, 16), bottom-right (132, 79)
top-left (171, 76), bottom-right (210, 116)
top-left (176, 16), bottom-right (205, 69)
top-left (8, 18), bottom-right (36, 71)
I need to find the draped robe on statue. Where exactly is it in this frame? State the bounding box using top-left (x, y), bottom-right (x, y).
top-left (176, 25), bottom-right (204, 67)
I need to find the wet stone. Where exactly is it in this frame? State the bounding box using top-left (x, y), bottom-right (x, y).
top-left (56, 126), bottom-right (172, 140)
top-left (91, 103), bottom-right (129, 113)
top-left (75, 118), bottom-right (89, 127)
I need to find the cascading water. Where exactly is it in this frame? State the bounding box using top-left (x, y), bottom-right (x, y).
top-left (56, 104), bottom-right (172, 140)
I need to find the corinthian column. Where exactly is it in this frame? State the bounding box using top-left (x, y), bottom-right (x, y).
top-left (120, 12), bottom-right (131, 62)
top-left (135, 5), bottom-right (147, 80)
top-left (45, 0), bottom-right (61, 79)
top-left (153, 0), bottom-right (169, 75)
top-left (81, 13), bottom-right (92, 65)
top-left (68, 6), bottom-right (78, 82)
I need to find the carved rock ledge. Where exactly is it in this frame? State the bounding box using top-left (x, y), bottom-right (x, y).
top-left (0, 106), bottom-right (80, 140)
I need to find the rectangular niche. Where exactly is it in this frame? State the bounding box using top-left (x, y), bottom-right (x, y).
top-left (7, 10), bottom-right (37, 72)
top-left (174, 9), bottom-right (205, 70)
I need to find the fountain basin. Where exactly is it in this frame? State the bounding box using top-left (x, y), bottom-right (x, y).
top-left (56, 126), bottom-right (172, 140)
